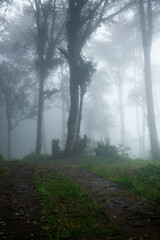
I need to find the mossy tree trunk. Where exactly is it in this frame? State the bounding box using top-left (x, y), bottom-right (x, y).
top-left (64, 68), bottom-right (80, 154)
top-left (63, 0), bottom-right (108, 156)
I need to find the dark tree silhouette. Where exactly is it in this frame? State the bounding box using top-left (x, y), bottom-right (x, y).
top-left (28, 0), bottom-right (65, 154)
top-left (0, 62), bottom-right (31, 159)
top-left (60, 0), bottom-right (108, 155)
top-left (60, 0), bottom-right (137, 156)
top-left (138, 0), bottom-right (159, 160)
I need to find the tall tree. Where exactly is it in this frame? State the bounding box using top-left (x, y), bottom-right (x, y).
top-left (58, 65), bottom-right (69, 146)
top-left (116, 68), bottom-right (126, 145)
top-left (60, 0), bottom-right (109, 155)
top-left (128, 85), bottom-right (146, 158)
top-left (91, 17), bottom-right (139, 146)
top-left (138, 0), bottom-right (159, 160)
top-left (28, 0), bottom-right (65, 154)
top-left (0, 61), bottom-right (31, 159)
top-left (60, 0), bottom-right (136, 155)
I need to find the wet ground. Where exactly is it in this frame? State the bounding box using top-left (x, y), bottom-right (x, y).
top-left (0, 160), bottom-right (160, 240)
top-left (0, 161), bottom-right (48, 240)
top-left (58, 166), bottom-right (160, 240)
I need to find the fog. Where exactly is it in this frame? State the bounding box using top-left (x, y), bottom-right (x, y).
top-left (0, 0), bottom-right (160, 160)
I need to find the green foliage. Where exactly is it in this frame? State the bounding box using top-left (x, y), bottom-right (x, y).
top-left (0, 162), bottom-right (9, 176)
top-left (0, 61), bottom-right (32, 129)
top-left (94, 138), bottom-right (120, 162)
top-left (23, 153), bottom-right (51, 162)
top-left (77, 59), bottom-right (96, 86)
top-left (0, 155), bottom-right (4, 161)
top-left (117, 144), bottom-right (133, 159)
top-left (80, 163), bottom-right (94, 172)
top-left (35, 173), bottom-right (124, 240)
top-left (75, 135), bottom-right (89, 155)
top-left (91, 161), bottom-right (160, 203)
top-left (52, 139), bottom-right (61, 158)
top-left (93, 138), bottom-right (133, 163)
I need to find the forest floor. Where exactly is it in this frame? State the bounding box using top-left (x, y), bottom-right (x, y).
top-left (0, 160), bottom-right (160, 240)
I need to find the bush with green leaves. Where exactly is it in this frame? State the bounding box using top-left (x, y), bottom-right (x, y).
top-left (52, 139), bottom-right (61, 158)
top-left (75, 135), bottom-right (89, 155)
top-left (117, 144), bottom-right (133, 160)
top-left (94, 138), bottom-right (121, 162)
top-left (94, 138), bottom-right (133, 162)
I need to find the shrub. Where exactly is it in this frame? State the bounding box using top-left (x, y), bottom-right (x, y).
top-left (94, 138), bottom-right (122, 163)
top-left (51, 139), bottom-right (62, 158)
top-left (117, 144), bottom-right (133, 160)
top-left (93, 138), bottom-right (133, 163)
top-left (75, 135), bottom-right (88, 155)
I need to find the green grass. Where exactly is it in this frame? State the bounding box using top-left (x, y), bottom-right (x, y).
top-left (0, 163), bottom-right (10, 176)
top-left (33, 155), bottom-right (160, 203)
top-left (35, 172), bottom-right (125, 240)
top-left (81, 159), bottom-right (160, 203)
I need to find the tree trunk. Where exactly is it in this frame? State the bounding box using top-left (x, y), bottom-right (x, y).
top-left (36, 69), bottom-right (45, 154)
top-left (117, 71), bottom-right (126, 146)
top-left (7, 119), bottom-right (11, 160)
top-left (73, 86), bottom-right (85, 152)
top-left (141, 101), bottom-right (146, 158)
top-left (77, 87), bottom-right (85, 141)
top-left (61, 87), bottom-right (66, 147)
top-left (139, 0), bottom-right (159, 160)
top-left (64, 68), bottom-right (79, 155)
top-left (133, 66), bottom-right (142, 158)
top-left (5, 98), bottom-right (11, 160)
top-left (42, 117), bottom-right (47, 154)
top-left (144, 46), bottom-right (159, 160)
top-left (64, 0), bottom-right (107, 156)
top-left (87, 110), bottom-right (92, 138)
top-left (135, 104), bottom-right (141, 158)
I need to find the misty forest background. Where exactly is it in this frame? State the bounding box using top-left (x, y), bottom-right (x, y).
top-left (0, 0), bottom-right (160, 161)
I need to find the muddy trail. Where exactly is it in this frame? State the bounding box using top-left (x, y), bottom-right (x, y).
top-left (0, 161), bottom-right (160, 240)
top-left (58, 166), bottom-right (160, 240)
top-left (0, 161), bottom-right (48, 240)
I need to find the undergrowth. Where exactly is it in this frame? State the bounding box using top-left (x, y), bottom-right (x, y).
top-left (0, 164), bottom-right (10, 176)
top-left (81, 159), bottom-right (160, 203)
top-left (35, 172), bottom-right (125, 240)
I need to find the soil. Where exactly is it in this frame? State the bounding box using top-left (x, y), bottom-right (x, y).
top-left (0, 161), bottom-right (48, 240)
top-left (0, 160), bottom-right (160, 240)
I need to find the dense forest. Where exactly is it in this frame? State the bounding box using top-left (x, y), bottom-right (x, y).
top-left (0, 0), bottom-right (160, 161)
top-left (1, 1), bottom-right (160, 239)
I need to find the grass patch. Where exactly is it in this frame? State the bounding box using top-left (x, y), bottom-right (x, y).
top-left (0, 163), bottom-right (10, 176)
top-left (88, 160), bottom-right (160, 203)
top-left (35, 156), bottom-right (160, 203)
top-left (35, 172), bottom-right (125, 240)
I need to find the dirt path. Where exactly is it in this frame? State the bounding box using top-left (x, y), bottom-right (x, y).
top-left (0, 161), bottom-right (48, 240)
top-left (0, 161), bottom-right (160, 240)
top-left (56, 166), bottom-right (160, 240)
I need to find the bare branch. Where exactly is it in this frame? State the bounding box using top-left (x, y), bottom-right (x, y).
top-left (102, 0), bottom-right (136, 23)
top-left (28, 0), bottom-right (37, 15)
top-left (58, 47), bottom-right (70, 62)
